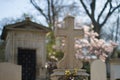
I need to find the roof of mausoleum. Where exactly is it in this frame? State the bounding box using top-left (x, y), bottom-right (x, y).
top-left (1, 17), bottom-right (51, 40)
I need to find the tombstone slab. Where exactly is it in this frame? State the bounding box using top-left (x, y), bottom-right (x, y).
top-left (0, 62), bottom-right (21, 80)
top-left (51, 69), bottom-right (89, 80)
top-left (91, 60), bottom-right (107, 80)
top-left (110, 58), bottom-right (120, 80)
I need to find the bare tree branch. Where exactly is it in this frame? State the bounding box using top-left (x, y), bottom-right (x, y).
top-left (97, 0), bottom-right (109, 23)
top-left (30, 0), bottom-right (49, 23)
top-left (115, 17), bottom-right (119, 42)
top-left (51, 0), bottom-right (55, 29)
top-left (79, 0), bottom-right (91, 18)
top-left (111, 4), bottom-right (120, 14)
top-left (101, 3), bottom-right (120, 26)
top-left (90, 0), bottom-right (96, 19)
top-left (79, 0), bottom-right (120, 38)
top-left (47, 0), bottom-right (51, 24)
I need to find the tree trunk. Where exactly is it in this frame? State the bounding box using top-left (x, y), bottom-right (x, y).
top-left (93, 22), bottom-right (102, 38)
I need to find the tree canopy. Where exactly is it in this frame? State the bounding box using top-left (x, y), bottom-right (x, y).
top-left (30, 0), bottom-right (79, 29)
top-left (79, 0), bottom-right (120, 37)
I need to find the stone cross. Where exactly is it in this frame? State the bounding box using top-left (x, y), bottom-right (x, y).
top-left (55, 16), bottom-right (84, 69)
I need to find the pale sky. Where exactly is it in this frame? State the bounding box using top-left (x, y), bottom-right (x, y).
top-left (0, 0), bottom-right (35, 19)
top-left (0, 0), bottom-right (119, 27)
top-left (0, 0), bottom-right (89, 26)
top-left (0, 0), bottom-right (120, 42)
top-left (0, 0), bottom-right (48, 26)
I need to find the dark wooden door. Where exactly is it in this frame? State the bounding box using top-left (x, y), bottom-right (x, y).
top-left (18, 48), bottom-right (36, 80)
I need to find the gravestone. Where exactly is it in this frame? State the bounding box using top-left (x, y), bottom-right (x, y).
top-left (110, 59), bottom-right (120, 80)
top-left (91, 60), bottom-right (107, 80)
top-left (55, 16), bottom-right (84, 69)
top-left (51, 16), bottom-right (89, 80)
top-left (1, 18), bottom-right (50, 80)
top-left (110, 48), bottom-right (120, 80)
top-left (0, 62), bottom-right (21, 80)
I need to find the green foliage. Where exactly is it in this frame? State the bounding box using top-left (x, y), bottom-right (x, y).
top-left (46, 31), bottom-right (64, 61)
top-left (54, 51), bottom-right (64, 61)
top-left (82, 62), bottom-right (90, 74)
top-left (46, 31), bottom-right (55, 56)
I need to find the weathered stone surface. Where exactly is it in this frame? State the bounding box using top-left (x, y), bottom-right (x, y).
top-left (51, 16), bottom-right (89, 80)
top-left (55, 15), bottom-right (84, 69)
top-left (110, 59), bottom-right (120, 80)
top-left (0, 62), bottom-right (21, 80)
top-left (91, 60), bottom-right (107, 80)
top-left (1, 19), bottom-right (50, 80)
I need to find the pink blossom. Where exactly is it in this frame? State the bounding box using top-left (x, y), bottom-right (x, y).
top-left (110, 41), bottom-right (118, 47)
top-left (75, 26), bottom-right (118, 62)
top-left (102, 53), bottom-right (108, 57)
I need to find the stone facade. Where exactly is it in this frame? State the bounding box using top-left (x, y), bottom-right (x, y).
top-left (1, 18), bottom-right (50, 80)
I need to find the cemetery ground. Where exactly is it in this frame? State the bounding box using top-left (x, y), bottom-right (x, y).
top-left (0, 16), bottom-right (120, 80)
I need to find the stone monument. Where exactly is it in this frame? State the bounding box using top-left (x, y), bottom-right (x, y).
top-left (1, 18), bottom-right (50, 80)
top-left (91, 60), bottom-right (107, 80)
top-left (0, 62), bottom-right (21, 80)
top-left (51, 16), bottom-right (89, 80)
top-left (110, 48), bottom-right (120, 80)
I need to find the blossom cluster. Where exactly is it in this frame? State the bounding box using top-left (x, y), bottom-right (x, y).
top-left (75, 26), bottom-right (117, 62)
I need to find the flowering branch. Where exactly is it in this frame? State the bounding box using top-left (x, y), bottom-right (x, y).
top-left (75, 26), bottom-right (118, 62)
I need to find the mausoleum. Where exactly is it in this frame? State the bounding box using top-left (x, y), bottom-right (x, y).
top-left (1, 18), bottom-right (50, 80)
